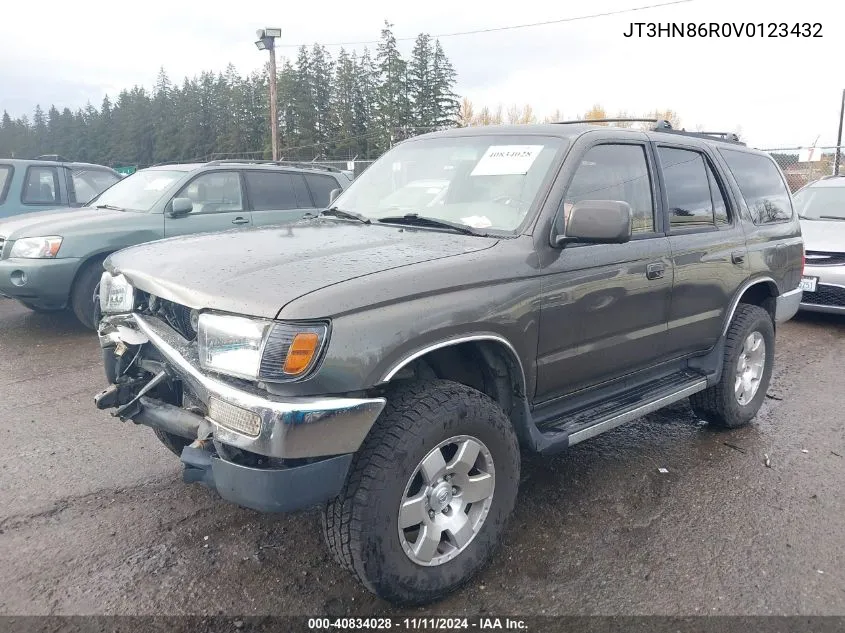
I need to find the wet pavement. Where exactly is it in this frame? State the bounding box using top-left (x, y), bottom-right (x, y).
top-left (1, 297), bottom-right (844, 616)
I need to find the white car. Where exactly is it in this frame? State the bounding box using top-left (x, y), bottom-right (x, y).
top-left (794, 175), bottom-right (845, 314)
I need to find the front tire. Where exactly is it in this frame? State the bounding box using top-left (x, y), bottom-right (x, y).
top-left (20, 302), bottom-right (64, 314)
top-left (153, 429), bottom-right (191, 457)
top-left (690, 303), bottom-right (775, 428)
top-left (322, 379), bottom-right (520, 605)
top-left (70, 258), bottom-right (105, 330)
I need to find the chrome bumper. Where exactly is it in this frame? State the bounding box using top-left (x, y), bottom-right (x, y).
top-left (775, 287), bottom-right (802, 323)
top-left (98, 313), bottom-right (386, 460)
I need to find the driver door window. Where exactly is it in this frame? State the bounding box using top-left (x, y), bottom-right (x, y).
top-left (561, 144), bottom-right (655, 235)
top-left (177, 171), bottom-right (243, 214)
top-left (164, 171), bottom-right (252, 237)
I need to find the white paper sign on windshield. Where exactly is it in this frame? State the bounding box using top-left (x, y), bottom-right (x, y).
top-left (145, 178), bottom-right (174, 191)
top-left (470, 145), bottom-right (544, 176)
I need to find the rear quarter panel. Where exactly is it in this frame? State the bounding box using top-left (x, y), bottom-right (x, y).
top-left (711, 149), bottom-right (803, 295)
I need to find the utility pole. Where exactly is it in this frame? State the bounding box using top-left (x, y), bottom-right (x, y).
top-left (835, 89), bottom-right (844, 176)
top-left (255, 28), bottom-right (282, 161)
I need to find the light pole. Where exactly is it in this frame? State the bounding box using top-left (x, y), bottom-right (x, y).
top-left (255, 28), bottom-right (281, 161)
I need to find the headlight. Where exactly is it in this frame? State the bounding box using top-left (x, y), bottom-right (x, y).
top-left (9, 236), bottom-right (63, 258)
top-left (197, 312), bottom-right (327, 381)
top-left (99, 272), bottom-right (135, 314)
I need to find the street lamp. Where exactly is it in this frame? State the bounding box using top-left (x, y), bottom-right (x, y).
top-left (255, 28), bottom-right (281, 161)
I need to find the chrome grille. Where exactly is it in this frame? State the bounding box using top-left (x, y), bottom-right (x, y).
top-left (805, 251), bottom-right (845, 266)
top-left (0, 236), bottom-right (6, 258)
top-left (802, 284), bottom-right (845, 307)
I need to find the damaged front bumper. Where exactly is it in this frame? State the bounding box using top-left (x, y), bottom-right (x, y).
top-left (95, 313), bottom-right (386, 513)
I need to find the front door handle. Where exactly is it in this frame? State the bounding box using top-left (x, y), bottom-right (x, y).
top-left (231, 217), bottom-right (249, 225)
top-left (646, 262), bottom-right (665, 280)
top-left (731, 250), bottom-right (746, 265)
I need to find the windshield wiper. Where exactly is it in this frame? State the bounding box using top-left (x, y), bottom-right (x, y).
top-left (95, 204), bottom-right (126, 211)
top-left (316, 206), bottom-right (371, 224)
top-left (377, 213), bottom-right (488, 236)
top-left (819, 215), bottom-right (845, 221)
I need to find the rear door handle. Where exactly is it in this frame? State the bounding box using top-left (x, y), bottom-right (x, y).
top-left (231, 217), bottom-right (250, 225)
top-left (646, 262), bottom-right (665, 280)
top-left (731, 250), bottom-right (745, 265)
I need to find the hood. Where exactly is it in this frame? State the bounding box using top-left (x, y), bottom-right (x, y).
top-left (0, 206), bottom-right (131, 239)
top-left (799, 218), bottom-right (845, 253)
top-left (107, 220), bottom-right (499, 319)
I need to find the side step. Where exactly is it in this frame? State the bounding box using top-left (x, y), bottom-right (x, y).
top-left (535, 371), bottom-right (708, 453)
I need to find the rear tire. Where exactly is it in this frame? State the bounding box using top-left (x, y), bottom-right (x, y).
top-left (690, 303), bottom-right (774, 428)
top-left (322, 379), bottom-right (520, 605)
top-left (70, 258), bottom-right (106, 330)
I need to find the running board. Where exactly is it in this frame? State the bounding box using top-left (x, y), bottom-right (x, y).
top-left (534, 373), bottom-right (708, 454)
top-left (567, 379), bottom-right (706, 445)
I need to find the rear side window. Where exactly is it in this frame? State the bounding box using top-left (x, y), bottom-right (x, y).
top-left (305, 174), bottom-right (341, 208)
top-left (659, 147), bottom-right (715, 230)
top-left (245, 172), bottom-right (314, 210)
top-left (22, 166), bottom-right (60, 204)
top-left (0, 165), bottom-right (12, 204)
top-left (706, 161), bottom-right (729, 225)
top-left (719, 149), bottom-right (792, 224)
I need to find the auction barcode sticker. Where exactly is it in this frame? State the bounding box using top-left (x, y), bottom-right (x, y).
top-left (471, 145), bottom-right (543, 176)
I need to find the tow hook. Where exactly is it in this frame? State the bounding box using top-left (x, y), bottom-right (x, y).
top-left (94, 378), bottom-right (147, 410)
top-left (113, 370), bottom-right (169, 418)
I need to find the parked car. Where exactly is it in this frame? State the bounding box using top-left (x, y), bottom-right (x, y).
top-left (0, 156), bottom-right (121, 219)
top-left (93, 122), bottom-right (803, 605)
top-left (0, 160), bottom-right (351, 328)
top-left (792, 174), bottom-right (845, 313)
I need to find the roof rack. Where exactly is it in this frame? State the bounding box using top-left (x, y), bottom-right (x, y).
top-left (35, 154), bottom-right (71, 162)
top-left (659, 129), bottom-right (745, 145)
top-left (203, 159), bottom-right (342, 173)
top-left (551, 118), bottom-right (745, 145)
top-left (552, 118), bottom-right (674, 130)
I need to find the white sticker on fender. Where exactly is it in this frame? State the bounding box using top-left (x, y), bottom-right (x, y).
top-left (470, 145), bottom-right (544, 176)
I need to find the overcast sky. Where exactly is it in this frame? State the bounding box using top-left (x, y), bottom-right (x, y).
top-left (0, 0), bottom-right (839, 149)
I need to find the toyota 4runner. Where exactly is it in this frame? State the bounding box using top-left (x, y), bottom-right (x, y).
top-left (93, 121), bottom-right (803, 605)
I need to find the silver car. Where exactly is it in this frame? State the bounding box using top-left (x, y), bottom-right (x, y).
top-left (795, 175), bottom-right (845, 314)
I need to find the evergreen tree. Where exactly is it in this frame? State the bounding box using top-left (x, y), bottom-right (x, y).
top-left (375, 21), bottom-right (408, 150)
top-left (331, 48), bottom-right (357, 158)
top-left (431, 40), bottom-right (459, 129)
top-left (408, 33), bottom-right (434, 134)
top-left (292, 46), bottom-right (316, 159)
top-left (0, 24), bottom-right (461, 165)
top-left (311, 44), bottom-right (334, 159)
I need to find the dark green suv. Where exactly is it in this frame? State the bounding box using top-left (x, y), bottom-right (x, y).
top-left (0, 160), bottom-right (351, 328)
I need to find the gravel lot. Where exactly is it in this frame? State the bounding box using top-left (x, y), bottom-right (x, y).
top-left (1, 298), bottom-right (844, 616)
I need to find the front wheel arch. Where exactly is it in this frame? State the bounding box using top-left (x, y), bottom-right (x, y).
top-left (377, 337), bottom-right (538, 449)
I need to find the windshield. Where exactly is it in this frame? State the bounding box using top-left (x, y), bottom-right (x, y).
top-left (72, 169), bottom-right (120, 205)
top-left (793, 186), bottom-right (845, 220)
top-left (89, 170), bottom-right (185, 212)
top-left (333, 135), bottom-right (565, 232)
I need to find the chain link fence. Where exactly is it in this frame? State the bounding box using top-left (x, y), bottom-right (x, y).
top-left (761, 146), bottom-right (844, 192)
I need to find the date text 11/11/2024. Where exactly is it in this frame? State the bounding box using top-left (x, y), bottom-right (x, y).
top-left (623, 22), bottom-right (823, 38)
top-left (308, 617), bottom-right (529, 630)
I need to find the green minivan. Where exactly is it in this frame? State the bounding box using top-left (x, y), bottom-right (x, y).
top-left (0, 160), bottom-right (351, 328)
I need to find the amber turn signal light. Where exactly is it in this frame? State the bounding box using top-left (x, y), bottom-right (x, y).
top-left (283, 332), bottom-right (320, 375)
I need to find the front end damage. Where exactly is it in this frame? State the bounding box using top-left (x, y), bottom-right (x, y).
top-left (95, 312), bottom-right (386, 513)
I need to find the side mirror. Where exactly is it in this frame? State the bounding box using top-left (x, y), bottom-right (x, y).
top-left (169, 197), bottom-right (193, 217)
top-left (328, 188), bottom-right (342, 205)
top-left (555, 200), bottom-right (632, 246)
